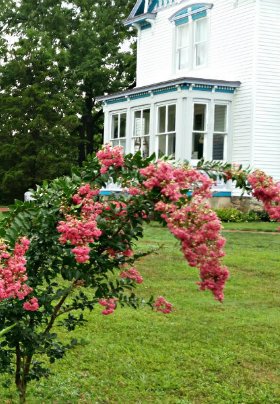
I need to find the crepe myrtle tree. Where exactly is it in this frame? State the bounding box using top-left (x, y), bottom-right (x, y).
top-left (0, 146), bottom-right (279, 403)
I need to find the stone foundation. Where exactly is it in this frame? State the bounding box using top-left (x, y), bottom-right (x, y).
top-left (210, 196), bottom-right (263, 212)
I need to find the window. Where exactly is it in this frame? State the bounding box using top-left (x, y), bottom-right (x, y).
top-left (110, 112), bottom-right (126, 149)
top-left (176, 17), bottom-right (208, 71)
top-left (133, 108), bottom-right (150, 158)
top-left (213, 105), bottom-right (228, 160)
top-left (171, 3), bottom-right (212, 71)
top-left (157, 104), bottom-right (176, 158)
top-left (194, 18), bottom-right (208, 67)
top-left (177, 24), bottom-right (191, 70)
top-left (192, 103), bottom-right (207, 160)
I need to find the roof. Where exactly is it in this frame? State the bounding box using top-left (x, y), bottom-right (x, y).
top-left (96, 77), bottom-right (241, 103)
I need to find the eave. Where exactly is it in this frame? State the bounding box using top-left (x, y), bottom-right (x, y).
top-left (97, 77), bottom-right (241, 104)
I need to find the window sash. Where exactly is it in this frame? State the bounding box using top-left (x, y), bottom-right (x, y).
top-left (192, 103), bottom-right (208, 160)
top-left (176, 16), bottom-right (208, 70)
top-left (156, 104), bottom-right (176, 158)
top-left (110, 113), bottom-right (127, 140)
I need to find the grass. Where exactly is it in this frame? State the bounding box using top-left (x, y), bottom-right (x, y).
top-left (0, 223), bottom-right (280, 403)
top-left (222, 221), bottom-right (279, 232)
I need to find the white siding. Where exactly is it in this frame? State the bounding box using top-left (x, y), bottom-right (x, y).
top-left (136, 0), bottom-right (256, 167)
top-left (253, 0), bottom-right (280, 179)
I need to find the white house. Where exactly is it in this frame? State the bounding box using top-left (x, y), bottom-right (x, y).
top-left (98, 0), bottom-right (280, 199)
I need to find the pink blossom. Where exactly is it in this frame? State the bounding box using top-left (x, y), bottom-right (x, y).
top-left (0, 237), bottom-right (35, 305)
top-left (120, 267), bottom-right (143, 284)
top-left (96, 144), bottom-right (124, 174)
top-left (99, 298), bottom-right (117, 315)
top-left (154, 296), bottom-right (172, 314)
top-left (248, 170), bottom-right (280, 222)
top-left (23, 297), bottom-right (39, 311)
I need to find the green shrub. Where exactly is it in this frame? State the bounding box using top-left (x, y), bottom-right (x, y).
top-left (215, 208), bottom-right (260, 223)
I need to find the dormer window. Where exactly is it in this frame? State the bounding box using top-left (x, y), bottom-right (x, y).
top-left (171, 3), bottom-right (212, 71)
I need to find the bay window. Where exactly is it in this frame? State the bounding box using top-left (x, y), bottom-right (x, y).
top-left (132, 108), bottom-right (150, 157)
top-left (157, 104), bottom-right (176, 158)
top-left (110, 112), bottom-right (126, 149)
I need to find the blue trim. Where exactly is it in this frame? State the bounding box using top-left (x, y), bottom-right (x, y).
top-left (193, 85), bottom-right (212, 92)
top-left (212, 192), bottom-right (231, 197)
top-left (192, 10), bottom-right (207, 20)
top-left (180, 84), bottom-right (191, 90)
top-left (140, 22), bottom-right (152, 30)
top-left (135, 0), bottom-right (145, 16)
top-left (153, 86), bottom-right (177, 95)
top-left (170, 3), bottom-right (213, 24)
top-left (130, 92), bottom-right (150, 99)
top-left (100, 190), bottom-right (231, 197)
top-left (216, 87), bottom-right (235, 94)
top-left (106, 97), bottom-right (127, 105)
top-left (175, 17), bottom-right (189, 26)
top-left (148, 0), bottom-right (158, 12)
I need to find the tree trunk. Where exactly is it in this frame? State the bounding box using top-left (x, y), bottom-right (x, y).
top-left (15, 344), bottom-right (32, 404)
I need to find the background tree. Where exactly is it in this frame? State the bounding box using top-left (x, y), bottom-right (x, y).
top-left (0, 0), bottom-right (136, 203)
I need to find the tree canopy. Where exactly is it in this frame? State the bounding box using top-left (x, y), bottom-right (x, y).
top-left (0, 0), bottom-right (136, 203)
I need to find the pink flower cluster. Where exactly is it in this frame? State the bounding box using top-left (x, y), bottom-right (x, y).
top-left (120, 267), bottom-right (143, 284)
top-left (139, 161), bottom-right (213, 201)
top-left (0, 237), bottom-right (39, 310)
top-left (23, 297), bottom-right (39, 311)
top-left (96, 144), bottom-right (124, 174)
top-left (57, 184), bottom-right (103, 263)
top-left (99, 298), bottom-right (117, 315)
top-left (156, 199), bottom-right (229, 301)
top-left (154, 296), bottom-right (172, 313)
top-left (248, 170), bottom-right (280, 222)
top-left (139, 160), bottom-right (228, 301)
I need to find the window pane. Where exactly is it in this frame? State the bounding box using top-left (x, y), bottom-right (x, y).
top-left (158, 106), bottom-right (166, 133)
top-left (193, 104), bottom-right (206, 131)
top-left (112, 115), bottom-right (118, 139)
top-left (192, 132), bottom-right (204, 159)
top-left (177, 24), bottom-right (189, 48)
top-left (214, 105), bottom-right (227, 132)
top-left (119, 139), bottom-right (126, 149)
top-left (168, 133), bottom-right (176, 157)
top-left (143, 109), bottom-right (150, 135)
top-left (195, 18), bottom-right (207, 42)
top-left (119, 114), bottom-right (126, 138)
top-left (168, 105), bottom-right (176, 132)
top-left (178, 47), bottom-right (189, 70)
top-left (112, 139), bottom-right (119, 147)
top-left (134, 111), bottom-right (142, 136)
top-left (158, 135), bottom-right (166, 157)
top-left (134, 137), bottom-right (141, 153)
top-left (213, 134), bottom-right (224, 160)
top-left (142, 137), bottom-right (150, 158)
top-left (196, 42), bottom-right (207, 67)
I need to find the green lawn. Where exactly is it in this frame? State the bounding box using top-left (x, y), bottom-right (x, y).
top-left (222, 221), bottom-right (279, 232)
top-left (0, 223), bottom-right (280, 403)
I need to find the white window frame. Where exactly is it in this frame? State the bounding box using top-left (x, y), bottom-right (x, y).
top-left (156, 102), bottom-right (177, 159)
top-left (212, 103), bottom-right (229, 161)
top-left (131, 107), bottom-right (151, 157)
top-left (110, 111), bottom-right (127, 150)
top-left (191, 102), bottom-right (209, 163)
top-left (175, 16), bottom-right (209, 72)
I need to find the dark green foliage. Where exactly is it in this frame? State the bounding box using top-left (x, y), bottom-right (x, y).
top-left (0, 151), bottom-right (160, 402)
top-left (0, 0), bottom-right (136, 203)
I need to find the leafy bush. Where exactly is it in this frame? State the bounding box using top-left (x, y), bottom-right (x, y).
top-left (215, 208), bottom-right (260, 223)
top-left (0, 147), bottom-right (229, 403)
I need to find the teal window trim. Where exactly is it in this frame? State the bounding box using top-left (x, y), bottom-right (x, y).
top-left (170, 3), bottom-right (213, 25)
